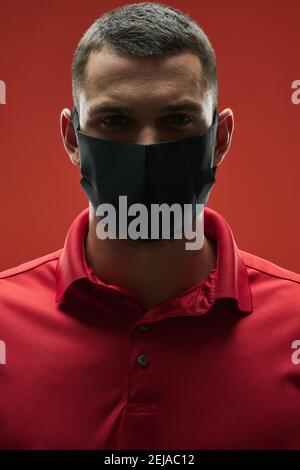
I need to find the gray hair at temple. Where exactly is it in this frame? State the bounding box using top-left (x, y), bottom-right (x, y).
top-left (71, 2), bottom-right (218, 113)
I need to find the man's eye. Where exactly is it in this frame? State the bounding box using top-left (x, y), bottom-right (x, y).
top-left (165, 114), bottom-right (193, 125)
top-left (100, 115), bottom-right (129, 127)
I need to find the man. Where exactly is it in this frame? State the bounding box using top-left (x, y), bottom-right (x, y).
top-left (0, 2), bottom-right (299, 450)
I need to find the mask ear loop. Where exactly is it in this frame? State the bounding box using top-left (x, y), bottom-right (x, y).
top-left (70, 107), bottom-right (80, 131)
top-left (69, 108), bottom-right (80, 163)
top-left (212, 108), bottom-right (219, 130)
top-left (211, 108), bottom-right (219, 176)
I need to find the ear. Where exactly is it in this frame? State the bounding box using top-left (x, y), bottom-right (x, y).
top-left (213, 108), bottom-right (234, 168)
top-left (60, 108), bottom-right (80, 166)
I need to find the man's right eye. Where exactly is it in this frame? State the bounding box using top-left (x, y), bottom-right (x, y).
top-left (100, 115), bottom-right (129, 128)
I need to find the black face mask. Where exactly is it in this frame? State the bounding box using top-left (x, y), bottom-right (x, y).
top-left (70, 106), bottom-right (219, 239)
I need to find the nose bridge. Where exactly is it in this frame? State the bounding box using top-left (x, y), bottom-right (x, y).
top-left (135, 125), bottom-right (159, 145)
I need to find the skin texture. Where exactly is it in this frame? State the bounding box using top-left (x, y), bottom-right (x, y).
top-left (60, 46), bottom-right (234, 310)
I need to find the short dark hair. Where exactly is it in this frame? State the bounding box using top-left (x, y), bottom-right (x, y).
top-left (72, 2), bottom-right (218, 112)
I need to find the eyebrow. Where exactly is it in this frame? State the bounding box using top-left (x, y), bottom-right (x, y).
top-left (87, 99), bottom-right (204, 117)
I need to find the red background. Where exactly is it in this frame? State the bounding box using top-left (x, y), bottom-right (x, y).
top-left (0, 0), bottom-right (299, 272)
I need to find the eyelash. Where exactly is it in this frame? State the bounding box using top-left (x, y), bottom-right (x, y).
top-left (99, 114), bottom-right (193, 128)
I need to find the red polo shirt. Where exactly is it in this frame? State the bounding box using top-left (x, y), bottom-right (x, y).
top-left (0, 206), bottom-right (300, 450)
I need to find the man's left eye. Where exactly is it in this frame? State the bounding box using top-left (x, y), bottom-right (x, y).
top-left (165, 114), bottom-right (193, 125)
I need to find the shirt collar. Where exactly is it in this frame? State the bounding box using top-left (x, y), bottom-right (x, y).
top-left (204, 208), bottom-right (253, 313)
top-left (55, 207), bottom-right (253, 314)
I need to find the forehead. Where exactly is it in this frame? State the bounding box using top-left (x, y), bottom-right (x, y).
top-left (82, 47), bottom-right (205, 102)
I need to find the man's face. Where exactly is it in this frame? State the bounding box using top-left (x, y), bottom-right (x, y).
top-left (77, 46), bottom-right (215, 145)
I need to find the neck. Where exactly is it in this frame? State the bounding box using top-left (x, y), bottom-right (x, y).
top-left (84, 212), bottom-right (217, 311)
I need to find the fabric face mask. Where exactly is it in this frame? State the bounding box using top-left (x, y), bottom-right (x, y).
top-left (70, 106), bottom-right (219, 240)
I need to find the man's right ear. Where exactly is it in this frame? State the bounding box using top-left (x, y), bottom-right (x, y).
top-left (60, 108), bottom-right (80, 166)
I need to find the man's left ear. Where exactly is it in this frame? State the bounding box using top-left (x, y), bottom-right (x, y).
top-left (213, 109), bottom-right (234, 167)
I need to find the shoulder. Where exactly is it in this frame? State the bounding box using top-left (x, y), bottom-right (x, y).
top-left (239, 249), bottom-right (300, 314)
top-left (239, 249), bottom-right (300, 285)
top-left (0, 249), bottom-right (62, 281)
